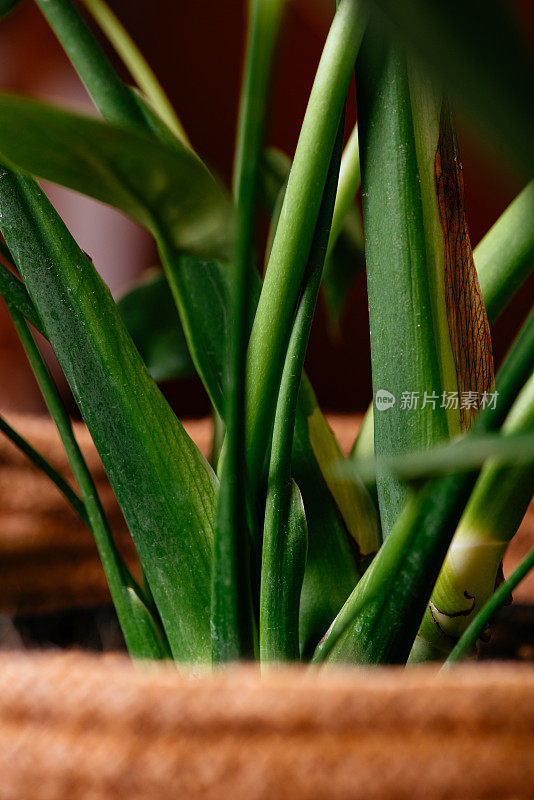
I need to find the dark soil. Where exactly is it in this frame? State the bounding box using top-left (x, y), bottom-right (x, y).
top-left (1, 605), bottom-right (126, 653)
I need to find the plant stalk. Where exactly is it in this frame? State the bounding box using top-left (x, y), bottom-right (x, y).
top-left (211, 0), bottom-right (285, 662)
top-left (79, 0), bottom-right (189, 143)
top-left (410, 371), bottom-right (534, 662)
top-left (0, 412), bottom-right (88, 524)
top-left (443, 545), bottom-right (534, 666)
top-left (245, 0), bottom-right (368, 490)
top-left (260, 113), bottom-right (344, 664)
top-left (33, 0), bottom-right (146, 128)
top-left (474, 180), bottom-right (534, 326)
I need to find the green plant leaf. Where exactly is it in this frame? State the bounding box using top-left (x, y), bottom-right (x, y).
top-left (292, 387), bottom-right (360, 655)
top-left (123, 587), bottom-right (172, 660)
top-left (368, 0), bottom-right (534, 175)
top-left (356, 34), bottom-right (450, 537)
top-left (0, 95), bottom-right (234, 261)
top-left (357, 33), bottom-right (494, 538)
top-left (259, 148), bottom-right (291, 213)
top-left (33, 0), bottom-right (148, 130)
top-left (261, 479), bottom-right (308, 663)
top-left (157, 250), bottom-right (235, 415)
top-left (408, 70), bottom-right (494, 433)
top-left (0, 92), bottom-right (359, 658)
top-left (322, 206), bottom-right (365, 331)
top-left (350, 175), bottom-right (534, 462)
top-left (326, 122), bottom-right (361, 258)
top-left (0, 165), bottom-right (216, 664)
top-left (342, 431), bottom-right (534, 483)
top-left (117, 269), bottom-right (195, 382)
top-left (4, 299), bottom-right (168, 660)
top-left (120, 248), bottom-right (358, 657)
top-left (211, 0), bottom-right (286, 663)
top-left (2, 256), bottom-right (195, 385)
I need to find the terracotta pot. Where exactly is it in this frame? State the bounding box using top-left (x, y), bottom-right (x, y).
top-left (1, 412), bottom-right (533, 616)
top-left (2, 415), bottom-right (533, 797)
top-left (1, 652), bottom-right (533, 800)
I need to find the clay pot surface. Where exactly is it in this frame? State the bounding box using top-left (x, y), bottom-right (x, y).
top-left (1, 651), bottom-right (533, 800)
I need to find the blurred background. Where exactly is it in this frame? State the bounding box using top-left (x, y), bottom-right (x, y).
top-left (0, 0), bottom-right (532, 418)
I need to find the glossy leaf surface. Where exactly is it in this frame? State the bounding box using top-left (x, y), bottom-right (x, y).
top-left (0, 95), bottom-right (233, 260)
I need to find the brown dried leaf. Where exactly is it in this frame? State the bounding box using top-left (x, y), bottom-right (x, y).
top-left (435, 103), bottom-right (494, 429)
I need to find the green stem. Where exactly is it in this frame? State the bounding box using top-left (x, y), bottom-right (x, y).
top-left (444, 546), bottom-right (534, 666)
top-left (211, 0), bottom-right (284, 663)
top-left (33, 0), bottom-right (145, 128)
top-left (474, 180), bottom-right (534, 326)
top-left (8, 306), bottom-right (167, 658)
top-left (260, 114), bottom-right (344, 664)
top-left (326, 123), bottom-right (360, 258)
top-left (79, 0), bottom-right (189, 144)
top-left (0, 412), bottom-right (88, 524)
top-left (245, 0), bottom-right (368, 489)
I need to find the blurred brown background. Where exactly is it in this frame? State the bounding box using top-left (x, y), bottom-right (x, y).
top-left (0, 0), bottom-right (532, 418)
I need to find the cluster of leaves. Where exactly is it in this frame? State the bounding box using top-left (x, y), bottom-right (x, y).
top-left (0, 0), bottom-right (533, 668)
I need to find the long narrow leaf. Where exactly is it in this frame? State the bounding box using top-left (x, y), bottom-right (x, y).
top-left (0, 259), bottom-right (43, 333)
top-left (34, 0), bottom-right (147, 129)
top-left (244, 0), bottom-right (368, 490)
top-left (79, 0), bottom-right (189, 144)
top-left (357, 34), bottom-right (493, 538)
top-left (350, 176), bottom-right (534, 461)
top-left (0, 96), bottom-right (234, 260)
top-left (4, 303), bottom-right (168, 659)
top-left (211, 0), bottom-right (285, 662)
top-left (260, 112), bottom-right (344, 663)
top-left (293, 383), bottom-right (360, 654)
top-left (0, 412), bottom-right (87, 524)
top-left (474, 181), bottom-right (534, 325)
top-left (0, 165), bottom-right (216, 663)
top-left (261, 145), bottom-right (366, 330)
top-left (342, 431), bottom-right (534, 484)
top-left (356, 34), bottom-right (449, 537)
